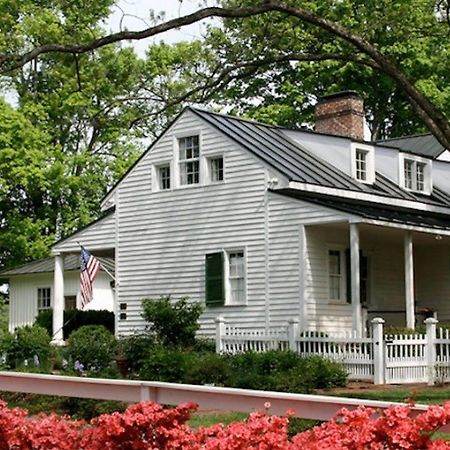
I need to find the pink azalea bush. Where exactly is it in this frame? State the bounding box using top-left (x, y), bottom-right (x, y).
top-left (0, 398), bottom-right (450, 449)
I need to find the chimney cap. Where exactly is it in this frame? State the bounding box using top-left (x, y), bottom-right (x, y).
top-left (317, 90), bottom-right (362, 103)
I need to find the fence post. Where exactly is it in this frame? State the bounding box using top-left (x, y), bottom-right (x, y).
top-left (215, 316), bottom-right (226, 354)
top-left (371, 317), bottom-right (385, 385)
top-left (288, 318), bottom-right (300, 352)
top-left (425, 317), bottom-right (438, 386)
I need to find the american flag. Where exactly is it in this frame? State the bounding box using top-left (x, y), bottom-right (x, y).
top-left (80, 246), bottom-right (101, 308)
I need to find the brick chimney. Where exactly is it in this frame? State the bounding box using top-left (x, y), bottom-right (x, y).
top-left (314, 91), bottom-right (364, 140)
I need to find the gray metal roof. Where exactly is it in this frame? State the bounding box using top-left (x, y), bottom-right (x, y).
top-left (0, 255), bottom-right (115, 277)
top-left (377, 134), bottom-right (446, 159)
top-left (275, 189), bottom-right (450, 231)
top-left (190, 108), bottom-right (450, 207)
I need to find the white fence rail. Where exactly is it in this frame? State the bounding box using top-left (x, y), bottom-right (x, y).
top-left (0, 372), bottom-right (445, 429)
top-left (216, 316), bottom-right (450, 385)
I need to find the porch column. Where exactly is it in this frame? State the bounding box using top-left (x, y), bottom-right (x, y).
top-left (404, 231), bottom-right (415, 329)
top-left (52, 253), bottom-right (64, 344)
top-left (350, 223), bottom-right (361, 337)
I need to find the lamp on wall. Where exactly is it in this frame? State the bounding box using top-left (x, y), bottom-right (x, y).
top-left (435, 234), bottom-right (443, 241)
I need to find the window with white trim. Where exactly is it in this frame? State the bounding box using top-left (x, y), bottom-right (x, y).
top-left (158, 165), bottom-right (171, 190)
top-left (209, 156), bottom-right (224, 182)
top-left (228, 251), bottom-right (245, 305)
top-left (178, 135), bottom-right (199, 185)
top-left (400, 154), bottom-right (432, 194)
top-left (351, 143), bottom-right (375, 184)
top-left (328, 250), bottom-right (344, 301)
top-left (37, 287), bottom-right (51, 314)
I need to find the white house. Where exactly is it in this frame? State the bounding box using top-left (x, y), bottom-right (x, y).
top-left (8, 91), bottom-right (450, 342)
top-left (1, 254), bottom-right (114, 332)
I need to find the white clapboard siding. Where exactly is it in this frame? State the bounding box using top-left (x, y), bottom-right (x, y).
top-left (267, 192), bottom-right (354, 332)
top-left (116, 110), bottom-right (271, 336)
top-left (53, 212), bottom-right (116, 253)
top-left (8, 272), bottom-right (113, 332)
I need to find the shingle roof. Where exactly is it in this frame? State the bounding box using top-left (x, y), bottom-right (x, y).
top-left (377, 134), bottom-right (446, 159)
top-left (275, 189), bottom-right (450, 231)
top-left (0, 255), bottom-right (115, 277)
top-left (190, 108), bottom-right (450, 207)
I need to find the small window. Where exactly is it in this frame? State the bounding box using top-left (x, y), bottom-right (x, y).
top-left (355, 149), bottom-right (368, 181)
top-left (328, 250), bottom-right (343, 301)
top-left (228, 251), bottom-right (245, 305)
top-left (210, 156), bottom-right (224, 182)
top-left (37, 287), bottom-right (51, 314)
top-left (401, 156), bottom-right (431, 193)
top-left (64, 295), bottom-right (77, 311)
top-left (158, 165), bottom-right (171, 190)
top-left (179, 136), bottom-right (199, 185)
top-left (351, 144), bottom-right (375, 184)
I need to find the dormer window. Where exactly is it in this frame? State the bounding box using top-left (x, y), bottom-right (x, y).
top-left (351, 143), bottom-right (375, 184)
top-left (178, 136), bottom-right (199, 185)
top-left (399, 154), bottom-right (432, 194)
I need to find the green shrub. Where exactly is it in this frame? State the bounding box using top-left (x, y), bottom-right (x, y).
top-left (67, 325), bottom-right (117, 371)
top-left (185, 352), bottom-right (231, 386)
top-left (117, 333), bottom-right (157, 373)
top-left (35, 309), bottom-right (114, 339)
top-left (141, 296), bottom-right (203, 348)
top-left (140, 347), bottom-right (192, 382)
top-left (6, 325), bottom-right (52, 369)
top-left (138, 347), bottom-right (347, 393)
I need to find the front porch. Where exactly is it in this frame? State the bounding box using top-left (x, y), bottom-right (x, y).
top-left (304, 220), bottom-right (450, 336)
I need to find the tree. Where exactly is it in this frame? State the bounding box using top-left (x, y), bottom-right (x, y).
top-left (1, 1), bottom-right (449, 147)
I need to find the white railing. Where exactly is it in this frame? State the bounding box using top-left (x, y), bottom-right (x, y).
top-left (216, 316), bottom-right (450, 385)
top-left (0, 371), bottom-right (446, 429)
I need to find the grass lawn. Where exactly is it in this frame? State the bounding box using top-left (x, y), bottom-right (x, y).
top-left (328, 384), bottom-right (450, 405)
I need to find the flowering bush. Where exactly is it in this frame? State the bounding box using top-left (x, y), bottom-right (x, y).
top-left (0, 398), bottom-right (450, 449)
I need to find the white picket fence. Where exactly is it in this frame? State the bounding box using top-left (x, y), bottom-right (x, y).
top-left (215, 317), bottom-right (450, 385)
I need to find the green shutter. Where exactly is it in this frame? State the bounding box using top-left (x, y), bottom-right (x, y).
top-left (205, 252), bottom-right (225, 306)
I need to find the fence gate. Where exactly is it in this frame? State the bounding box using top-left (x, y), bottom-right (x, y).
top-left (384, 334), bottom-right (428, 384)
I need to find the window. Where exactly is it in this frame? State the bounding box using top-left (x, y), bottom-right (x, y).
top-left (228, 251), bottom-right (245, 305)
top-left (400, 155), bottom-right (431, 194)
top-left (37, 287), bottom-right (51, 314)
top-left (64, 295), bottom-right (76, 311)
top-left (158, 165), bottom-right (171, 190)
top-left (205, 249), bottom-right (246, 307)
top-left (328, 250), bottom-right (344, 301)
top-left (209, 156), bottom-right (224, 182)
top-left (355, 149), bottom-right (368, 181)
top-left (178, 135), bottom-right (199, 185)
top-left (351, 144), bottom-right (375, 184)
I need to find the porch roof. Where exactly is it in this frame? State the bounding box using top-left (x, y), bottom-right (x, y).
top-left (274, 188), bottom-right (450, 232)
top-left (0, 255), bottom-right (115, 277)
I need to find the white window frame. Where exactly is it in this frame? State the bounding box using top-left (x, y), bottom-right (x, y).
top-left (152, 162), bottom-right (172, 192)
top-left (326, 247), bottom-right (347, 303)
top-left (206, 154), bottom-right (225, 184)
top-left (398, 153), bottom-right (432, 195)
top-left (351, 143), bottom-right (375, 184)
top-left (37, 286), bottom-right (52, 314)
top-left (175, 134), bottom-right (201, 187)
top-left (224, 248), bottom-right (247, 306)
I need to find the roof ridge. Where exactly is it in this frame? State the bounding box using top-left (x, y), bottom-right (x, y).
top-left (376, 132), bottom-right (433, 142)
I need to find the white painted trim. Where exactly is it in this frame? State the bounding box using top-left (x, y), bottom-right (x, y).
top-left (351, 218), bottom-right (450, 236)
top-left (287, 182), bottom-right (450, 215)
top-left (264, 172), bottom-right (270, 331)
top-left (351, 143), bottom-right (375, 184)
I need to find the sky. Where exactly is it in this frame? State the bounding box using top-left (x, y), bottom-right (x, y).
top-left (106, 0), bottom-right (218, 56)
